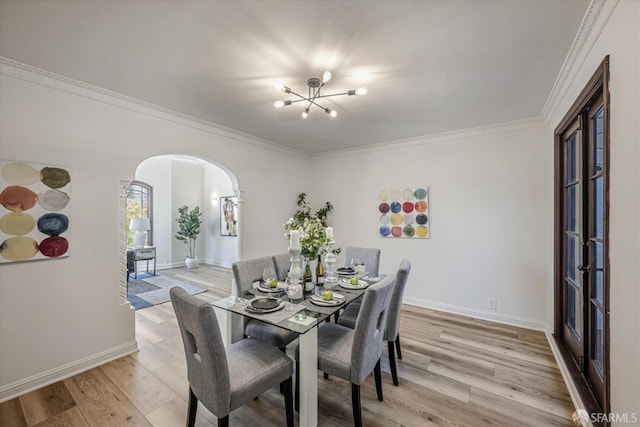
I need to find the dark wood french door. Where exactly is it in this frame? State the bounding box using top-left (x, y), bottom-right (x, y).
top-left (554, 57), bottom-right (609, 416)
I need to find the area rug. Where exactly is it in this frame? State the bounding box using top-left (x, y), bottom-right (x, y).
top-left (127, 275), bottom-right (207, 310)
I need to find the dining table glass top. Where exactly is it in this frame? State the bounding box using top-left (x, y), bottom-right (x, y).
top-left (210, 274), bottom-right (385, 335)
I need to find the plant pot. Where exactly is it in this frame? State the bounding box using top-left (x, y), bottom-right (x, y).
top-left (185, 256), bottom-right (199, 269)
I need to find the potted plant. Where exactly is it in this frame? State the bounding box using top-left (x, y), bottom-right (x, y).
top-left (175, 205), bottom-right (202, 269)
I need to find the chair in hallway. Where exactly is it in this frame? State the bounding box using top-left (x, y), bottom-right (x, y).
top-left (337, 259), bottom-right (412, 386)
top-left (170, 287), bottom-right (294, 427)
top-left (295, 274), bottom-right (395, 427)
top-left (232, 256), bottom-right (298, 351)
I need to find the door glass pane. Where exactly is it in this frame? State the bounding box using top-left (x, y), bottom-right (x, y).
top-left (593, 308), bottom-right (604, 374)
top-left (566, 234), bottom-right (578, 282)
top-left (595, 241), bottom-right (603, 304)
top-left (594, 176), bottom-right (604, 239)
top-left (593, 106), bottom-right (604, 173)
top-left (566, 283), bottom-right (580, 337)
top-left (565, 185), bottom-right (577, 232)
top-left (565, 131), bottom-right (578, 183)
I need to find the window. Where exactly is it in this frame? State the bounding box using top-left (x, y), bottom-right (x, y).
top-left (126, 181), bottom-right (153, 247)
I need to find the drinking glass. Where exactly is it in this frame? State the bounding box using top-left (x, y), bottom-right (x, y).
top-left (284, 277), bottom-right (301, 311)
top-left (350, 258), bottom-right (365, 273)
top-left (262, 266), bottom-right (276, 288)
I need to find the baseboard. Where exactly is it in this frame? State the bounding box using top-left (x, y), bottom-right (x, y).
top-left (545, 331), bottom-right (590, 425)
top-left (0, 340), bottom-right (139, 403)
top-left (403, 297), bottom-right (547, 331)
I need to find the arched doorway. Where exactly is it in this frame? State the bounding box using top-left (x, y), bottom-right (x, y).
top-left (120, 154), bottom-right (240, 305)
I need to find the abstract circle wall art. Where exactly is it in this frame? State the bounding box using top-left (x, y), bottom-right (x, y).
top-left (0, 160), bottom-right (71, 263)
top-left (378, 186), bottom-right (429, 239)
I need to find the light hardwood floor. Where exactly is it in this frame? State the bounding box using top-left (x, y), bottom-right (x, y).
top-left (0, 265), bottom-right (576, 426)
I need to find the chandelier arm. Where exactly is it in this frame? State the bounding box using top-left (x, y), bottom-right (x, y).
top-left (315, 91), bottom-right (353, 99)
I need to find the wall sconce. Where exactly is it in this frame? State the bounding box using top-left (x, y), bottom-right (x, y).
top-left (211, 194), bottom-right (219, 204)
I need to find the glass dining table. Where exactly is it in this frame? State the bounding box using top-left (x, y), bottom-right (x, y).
top-left (210, 274), bottom-right (383, 427)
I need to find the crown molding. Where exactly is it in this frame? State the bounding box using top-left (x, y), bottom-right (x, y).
top-left (311, 116), bottom-right (545, 160)
top-left (541, 0), bottom-right (619, 122)
top-left (0, 57), bottom-right (308, 160)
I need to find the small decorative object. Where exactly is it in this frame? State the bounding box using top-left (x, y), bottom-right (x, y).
top-left (286, 230), bottom-right (303, 301)
top-left (378, 186), bottom-right (430, 239)
top-left (175, 205), bottom-right (202, 268)
top-left (129, 217), bottom-right (150, 248)
top-left (220, 196), bottom-right (237, 236)
top-left (0, 160), bottom-right (71, 263)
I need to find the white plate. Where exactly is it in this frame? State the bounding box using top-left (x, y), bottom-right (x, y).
top-left (338, 279), bottom-right (369, 290)
top-left (310, 298), bottom-right (343, 307)
top-left (255, 281), bottom-right (284, 293)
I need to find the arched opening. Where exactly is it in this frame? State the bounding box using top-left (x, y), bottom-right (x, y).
top-left (120, 154), bottom-right (240, 306)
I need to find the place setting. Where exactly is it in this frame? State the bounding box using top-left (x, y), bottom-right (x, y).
top-left (309, 287), bottom-right (346, 307)
top-left (339, 276), bottom-right (370, 290)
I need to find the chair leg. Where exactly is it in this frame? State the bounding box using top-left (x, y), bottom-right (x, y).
top-left (279, 347), bottom-right (286, 394)
top-left (395, 335), bottom-right (402, 360)
top-left (323, 372), bottom-right (329, 380)
top-left (374, 359), bottom-right (383, 401)
top-left (282, 377), bottom-right (294, 427)
top-left (351, 383), bottom-right (362, 427)
top-left (295, 360), bottom-right (300, 412)
top-left (388, 341), bottom-right (399, 387)
top-left (187, 387), bottom-right (198, 427)
top-left (217, 416), bottom-right (229, 427)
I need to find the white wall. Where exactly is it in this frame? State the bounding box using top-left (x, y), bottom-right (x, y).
top-left (311, 120), bottom-right (549, 329)
top-left (0, 63), bottom-right (310, 400)
top-left (543, 0), bottom-right (640, 420)
top-left (203, 163), bottom-right (236, 267)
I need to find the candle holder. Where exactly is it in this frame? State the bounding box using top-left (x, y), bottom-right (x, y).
top-left (323, 238), bottom-right (337, 292)
top-left (287, 246), bottom-right (303, 299)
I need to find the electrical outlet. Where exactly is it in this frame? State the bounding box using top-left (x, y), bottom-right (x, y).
top-left (488, 298), bottom-right (497, 310)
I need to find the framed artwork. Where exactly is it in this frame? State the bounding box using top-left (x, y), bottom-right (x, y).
top-left (0, 160), bottom-right (71, 262)
top-left (220, 196), bottom-right (238, 237)
top-left (378, 186), bottom-right (429, 239)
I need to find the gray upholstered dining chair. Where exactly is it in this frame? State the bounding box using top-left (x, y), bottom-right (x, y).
top-left (343, 246), bottom-right (381, 277)
top-left (295, 274), bottom-right (395, 427)
top-left (272, 252), bottom-right (290, 281)
top-left (232, 256), bottom-right (298, 351)
top-left (170, 287), bottom-right (294, 427)
top-left (337, 259), bottom-right (412, 387)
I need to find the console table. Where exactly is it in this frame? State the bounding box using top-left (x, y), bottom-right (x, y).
top-left (132, 246), bottom-right (156, 279)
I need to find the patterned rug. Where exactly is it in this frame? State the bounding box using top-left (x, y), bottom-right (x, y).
top-left (127, 274), bottom-right (207, 310)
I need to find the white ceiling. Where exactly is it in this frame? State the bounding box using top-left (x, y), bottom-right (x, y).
top-left (0, 0), bottom-right (589, 154)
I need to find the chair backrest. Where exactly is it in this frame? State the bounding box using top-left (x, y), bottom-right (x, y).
top-left (350, 273), bottom-right (395, 385)
top-left (231, 256), bottom-right (274, 295)
top-left (170, 287), bottom-right (230, 416)
top-left (343, 246), bottom-right (381, 277)
top-left (384, 259), bottom-right (412, 341)
top-left (272, 252), bottom-right (290, 281)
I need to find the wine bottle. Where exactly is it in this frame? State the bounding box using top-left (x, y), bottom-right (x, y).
top-left (304, 261), bottom-right (313, 292)
top-left (316, 254), bottom-right (324, 286)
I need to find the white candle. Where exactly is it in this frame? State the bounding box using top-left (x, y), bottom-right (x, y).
top-left (326, 227), bottom-right (334, 239)
top-left (290, 230), bottom-right (300, 249)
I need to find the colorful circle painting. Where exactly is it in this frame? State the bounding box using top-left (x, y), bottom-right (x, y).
top-left (378, 187), bottom-right (429, 239)
top-left (0, 161), bottom-right (71, 263)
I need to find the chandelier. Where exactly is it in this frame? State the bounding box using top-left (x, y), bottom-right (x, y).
top-left (273, 71), bottom-right (367, 119)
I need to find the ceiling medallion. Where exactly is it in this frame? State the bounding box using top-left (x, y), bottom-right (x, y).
top-left (273, 71), bottom-right (367, 119)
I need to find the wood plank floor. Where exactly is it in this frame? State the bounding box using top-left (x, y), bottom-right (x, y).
top-left (0, 265), bottom-right (576, 426)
